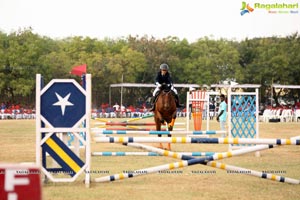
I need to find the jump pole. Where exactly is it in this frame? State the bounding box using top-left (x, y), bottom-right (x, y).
top-left (129, 143), bottom-right (300, 184)
top-left (123, 114), bottom-right (154, 122)
top-left (94, 136), bottom-right (300, 145)
top-left (93, 130), bottom-right (226, 135)
top-left (94, 144), bottom-right (274, 182)
top-left (125, 143), bottom-right (270, 160)
top-left (125, 126), bottom-right (185, 131)
top-left (127, 143), bottom-right (300, 184)
top-left (94, 114), bottom-right (154, 123)
top-left (93, 127), bottom-right (167, 131)
top-left (207, 161), bottom-right (300, 184)
top-left (95, 122), bottom-right (185, 126)
top-left (92, 151), bottom-right (215, 156)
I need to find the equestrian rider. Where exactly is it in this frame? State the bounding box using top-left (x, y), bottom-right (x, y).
top-left (149, 63), bottom-right (181, 111)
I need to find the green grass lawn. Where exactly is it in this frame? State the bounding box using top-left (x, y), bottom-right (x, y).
top-left (1, 118), bottom-right (300, 200)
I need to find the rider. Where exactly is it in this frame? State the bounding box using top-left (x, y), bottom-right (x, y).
top-left (149, 63), bottom-right (181, 111)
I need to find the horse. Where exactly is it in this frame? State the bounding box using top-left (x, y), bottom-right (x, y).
top-left (153, 84), bottom-right (177, 150)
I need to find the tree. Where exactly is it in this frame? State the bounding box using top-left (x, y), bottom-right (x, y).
top-left (1, 28), bottom-right (299, 108)
top-left (0, 28), bottom-right (55, 103)
top-left (187, 37), bottom-right (241, 86)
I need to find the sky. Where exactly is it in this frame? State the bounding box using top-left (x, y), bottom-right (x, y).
top-left (0, 0), bottom-right (300, 42)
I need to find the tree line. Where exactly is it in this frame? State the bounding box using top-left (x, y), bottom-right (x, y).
top-left (0, 28), bottom-right (299, 108)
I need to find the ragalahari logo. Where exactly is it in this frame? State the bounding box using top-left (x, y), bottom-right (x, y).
top-left (240, 1), bottom-right (254, 15)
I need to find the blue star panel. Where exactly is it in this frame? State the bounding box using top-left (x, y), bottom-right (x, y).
top-left (41, 82), bottom-right (86, 127)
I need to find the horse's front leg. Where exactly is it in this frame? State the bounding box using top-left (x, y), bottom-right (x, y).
top-left (168, 118), bottom-right (176, 131)
top-left (156, 119), bottom-right (161, 132)
top-left (155, 113), bottom-right (164, 149)
top-left (167, 119), bottom-right (174, 150)
top-left (166, 113), bottom-right (177, 150)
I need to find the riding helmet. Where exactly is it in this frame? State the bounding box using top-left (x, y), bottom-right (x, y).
top-left (160, 63), bottom-right (169, 71)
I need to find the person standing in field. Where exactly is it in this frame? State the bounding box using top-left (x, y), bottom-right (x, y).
top-left (216, 94), bottom-right (227, 137)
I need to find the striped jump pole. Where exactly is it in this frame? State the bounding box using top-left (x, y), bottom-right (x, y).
top-left (93, 127), bottom-right (162, 131)
top-left (96, 122), bottom-right (158, 126)
top-left (92, 152), bottom-right (160, 156)
top-left (95, 122), bottom-right (186, 126)
top-left (126, 143), bottom-right (192, 159)
top-left (127, 126), bottom-right (185, 131)
top-left (94, 144), bottom-right (274, 182)
top-left (94, 118), bottom-right (110, 122)
top-left (93, 130), bottom-right (225, 135)
top-left (93, 127), bottom-right (185, 131)
top-left (95, 114), bottom-right (154, 123)
top-left (92, 151), bottom-right (215, 156)
top-left (291, 135), bottom-right (300, 140)
top-left (94, 136), bottom-right (300, 145)
top-left (126, 143), bottom-right (272, 161)
top-left (127, 143), bottom-right (300, 184)
top-left (207, 161), bottom-right (300, 184)
top-left (125, 114), bottom-right (154, 122)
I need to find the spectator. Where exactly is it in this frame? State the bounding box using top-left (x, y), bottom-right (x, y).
top-left (1, 102), bottom-right (6, 113)
top-left (113, 103), bottom-right (120, 112)
top-left (216, 94), bottom-right (227, 137)
top-left (209, 102), bottom-right (216, 120)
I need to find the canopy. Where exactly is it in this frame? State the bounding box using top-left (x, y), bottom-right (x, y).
top-left (272, 84), bottom-right (300, 89)
top-left (110, 83), bottom-right (201, 88)
top-left (109, 83), bottom-right (202, 106)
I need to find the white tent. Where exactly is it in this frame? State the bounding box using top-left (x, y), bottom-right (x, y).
top-left (109, 83), bottom-right (201, 106)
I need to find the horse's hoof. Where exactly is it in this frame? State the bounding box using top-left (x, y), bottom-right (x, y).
top-left (167, 144), bottom-right (171, 151)
top-left (158, 143), bottom-right (164, 149)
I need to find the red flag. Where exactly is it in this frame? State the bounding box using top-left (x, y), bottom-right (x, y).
top-left (70, 64), bottom-right (87, 76)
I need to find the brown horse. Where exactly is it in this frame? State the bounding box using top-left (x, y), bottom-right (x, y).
top-left (153, 84), bottom-right (177, 150)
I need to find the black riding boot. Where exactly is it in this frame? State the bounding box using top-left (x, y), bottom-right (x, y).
top-left (175, 94), bottom-right (182, 108)
top-left (149, 96), bottom-right (155, 111)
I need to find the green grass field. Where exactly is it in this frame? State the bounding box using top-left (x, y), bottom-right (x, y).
top-left (1, 118), bottom-right (300, 200)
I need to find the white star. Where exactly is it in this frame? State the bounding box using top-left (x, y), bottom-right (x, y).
top-left (52, 92), bottom-right (74, 116)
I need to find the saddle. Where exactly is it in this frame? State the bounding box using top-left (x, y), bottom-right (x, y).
top-left (153, 86), bottom-right (176, 104)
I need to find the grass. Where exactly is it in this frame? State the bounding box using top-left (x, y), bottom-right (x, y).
top-left (1, 118), bottom-right (300, 200)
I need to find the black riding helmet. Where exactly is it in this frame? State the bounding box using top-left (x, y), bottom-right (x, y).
top-left (160, 63), bottom-right (169, 71)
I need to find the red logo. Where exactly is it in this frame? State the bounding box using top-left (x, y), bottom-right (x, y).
top-left (0, 164), bottom-right (41, 200)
